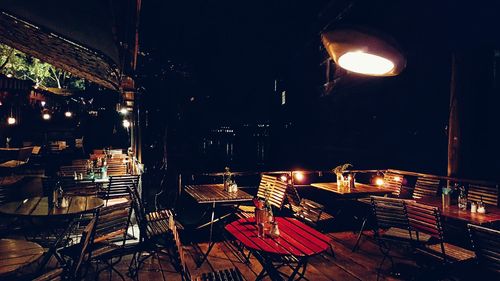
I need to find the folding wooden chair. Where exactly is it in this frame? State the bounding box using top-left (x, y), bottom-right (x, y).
top-left (370, 196), bottom-right (420, 279)
top-left (238, 174), bottom-right (288, 217)
top-left (406, 202), bottom-right (475, 270)
top-left (169, 222), bottom-right (245, 281)
top-left (468, 224), bottom-right (499, 277)
top-left (467, 183), bottom-right (498, 206)
top-left (285, 184), bottom-right (334, 227)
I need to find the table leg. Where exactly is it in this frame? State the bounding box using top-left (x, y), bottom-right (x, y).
top-left (253, 251), bottom-right (284, 281)
top-left (196, 202), bottom-right (216, 267)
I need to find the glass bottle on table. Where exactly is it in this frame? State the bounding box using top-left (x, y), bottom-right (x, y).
top-left (458, 185), bottom-right (467, 210)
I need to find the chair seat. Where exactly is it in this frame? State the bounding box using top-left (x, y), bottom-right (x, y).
top-left (238, 205), bottom-right (255, 213)
top-left (105, 197), bottom-right (130, 207)
top-left (0, 160), bottom-right (26, 168)
top-left (383, 227), bottom-right (431, 242)
top-left (425, 243), bottom-right (475, 262)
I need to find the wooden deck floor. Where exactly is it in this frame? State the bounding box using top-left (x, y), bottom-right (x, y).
top-left (95, 231), bottom-right (418, 281)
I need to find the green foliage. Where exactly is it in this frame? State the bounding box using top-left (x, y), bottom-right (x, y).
top-left (332, 163), bottom-right (353, 175)
top-left (0, 43), bottom-right (86, 90)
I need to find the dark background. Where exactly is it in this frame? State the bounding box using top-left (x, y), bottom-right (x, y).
top-left (135, 0), bottom-right (500, 181)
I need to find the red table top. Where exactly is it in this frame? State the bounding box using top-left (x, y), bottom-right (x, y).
top-left (225, 217), bottom-right (332, 257)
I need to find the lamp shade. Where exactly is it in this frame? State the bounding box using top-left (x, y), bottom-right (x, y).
top-left (321, 28), bottom-right (406, 76)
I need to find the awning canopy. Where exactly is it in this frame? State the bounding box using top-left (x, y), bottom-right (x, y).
top-left (0, 0), bottom-right (139, 90)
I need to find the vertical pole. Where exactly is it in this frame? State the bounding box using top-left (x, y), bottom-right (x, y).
top-left (447, 53), bottom-right (461, 179)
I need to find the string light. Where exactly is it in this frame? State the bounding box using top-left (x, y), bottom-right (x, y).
top-left (122, 119), bottom-right (130, 128)
top-left (294, 171), bottom-right (305, 182)
top-left (65, 111), bottom-right (73, 118)
top-left (42, 113), bottom-right (51, 120)
top-left (7, 117), bottom-right (16, 125)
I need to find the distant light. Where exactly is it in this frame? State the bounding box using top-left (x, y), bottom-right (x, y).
top-left (375, 177), bottom-right (384, 186)
top-left (394, 176), bottom-right (401, 182)
top-left (7, 117), bottom-right (16, 125)
top-left (64, 111), bottom-right (73, 118)
top-left (0, 101), bottom-right (3, 106)
top-left (42, 113), bottom-right (51, 120)
top-left (280, 175), bottom-right (288, 182)
top-left (119, 108), bottom-right (128, 115)
top-left (6, 73), bottom-right (12, 78)
top-left (338, 51), bottom-right (395, 75)
top-left (294, 172), bottom-right (305, 182)
top-left (41, 101), bottom-right (46, 107)
top-left (122, 119), bottom-right (130, 128)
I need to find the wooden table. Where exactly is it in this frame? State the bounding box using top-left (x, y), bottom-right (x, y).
top-left (0, 196), bottom-right (103, 269)
top-left (0, 196), bottom-right (104, 217)
top-left (311, 182), bottom-right (393, 198)
top-left (184, 184), bottom-right (253, 266)
top-left (0, 239), bottom-right (44, 278)
top-left (417, 197), bottom-right (500, 225)
top-left (226, 217), bottom-right (332, 281)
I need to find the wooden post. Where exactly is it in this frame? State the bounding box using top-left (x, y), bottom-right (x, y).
top-left (447, 53), bottom-right (461, 178)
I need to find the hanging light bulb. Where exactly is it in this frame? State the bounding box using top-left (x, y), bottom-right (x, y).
top-left (41, 101), bottom-right (46, 107)
top-left (122, 119), bottom-right (130, 128)
top-left (119, 107), bottom-right (129, 115)
top-left (7, 117), bottom-right (16, 125)
top-left (64, 111), bottom-right (73, 118)
top-left (42, 113), bottom-right (51, 120)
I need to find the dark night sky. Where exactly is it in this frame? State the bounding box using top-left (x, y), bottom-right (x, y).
top-left (138, 1), bottom-right (500, 177)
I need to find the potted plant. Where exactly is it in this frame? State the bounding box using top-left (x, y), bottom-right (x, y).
top-left (332, 163), bottom-right (353, 188)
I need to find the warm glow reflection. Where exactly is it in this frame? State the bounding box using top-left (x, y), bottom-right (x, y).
top-left (7, 117), bottom-right (16, 125)
top-left (394, 176), bottom-right (401, 182)
top-left (122, 119), bottom-right (130, 128)
top-left (338, 51), bottom-right (394, 75)
top-left (120, 108), bottom-right (129, 115)
top-left (375, 177), bottom-right (384, 186)
top-left (65, 111), bottom-right (73, 118)
top-left (280, 175), bottom-right (288, 182)
top-left (42, 113), bottom-right (51, 120)
top-left (294, 172), bottom-right (305, 182)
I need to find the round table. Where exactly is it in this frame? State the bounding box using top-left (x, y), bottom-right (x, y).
top-left (0, 239), bottom-right (43, 277)
top-left (226, 217), bottom-right (332, 280)
top-left (0, 196), bottom-right (104, 269)
top-left (0, 196), bottom-right (104, 217)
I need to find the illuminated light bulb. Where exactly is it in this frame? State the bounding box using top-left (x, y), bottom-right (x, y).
top-left (7, 117), bottom-right (16, 125)
top-left (119, 108), bottom-right (128, 115)
top-left (41, 101), bottom-right (46, 107)
top-left (280, 175), bottom-right (288, 182)
top-left (42, 113), bottom-right (51, 120)
top-left (0, 101), bottom-right (3, 106)
top-left (375, 177), bottom-right (384, 186)
top-left (294, 172), bottom-right (305, 182)
top-left (338, 51), bottom-right (395, 76)
top-left (64, 111), bottom-right (73, 118)
top-left (122, 119), bottom-right (130, 128)
top-left (394, 176), bottom-right (401, 182)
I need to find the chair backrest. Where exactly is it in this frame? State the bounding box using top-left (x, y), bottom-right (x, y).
top-left (468, 224), bottom-right (500, 275)
top-left (383, 171), bottom-right (404, 197)
top-left (72, 217), bottom-right (96, 279)
top-left (93, 201), bottom-right (132, 244)
top-left (413, 176), bottom-right (441, 199)
top-left (107, 163), bottom-right (128, 176)
top-left (406, 202), bottom-right (443, 239)
top-left (468, 184), bottom-right (499, 206)
top-left (105, 175), bottom-right (140, 201)
top-left (370, 196), bottom-right (410, 231)
top-left (256, 174), bottom-right (288, 209)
